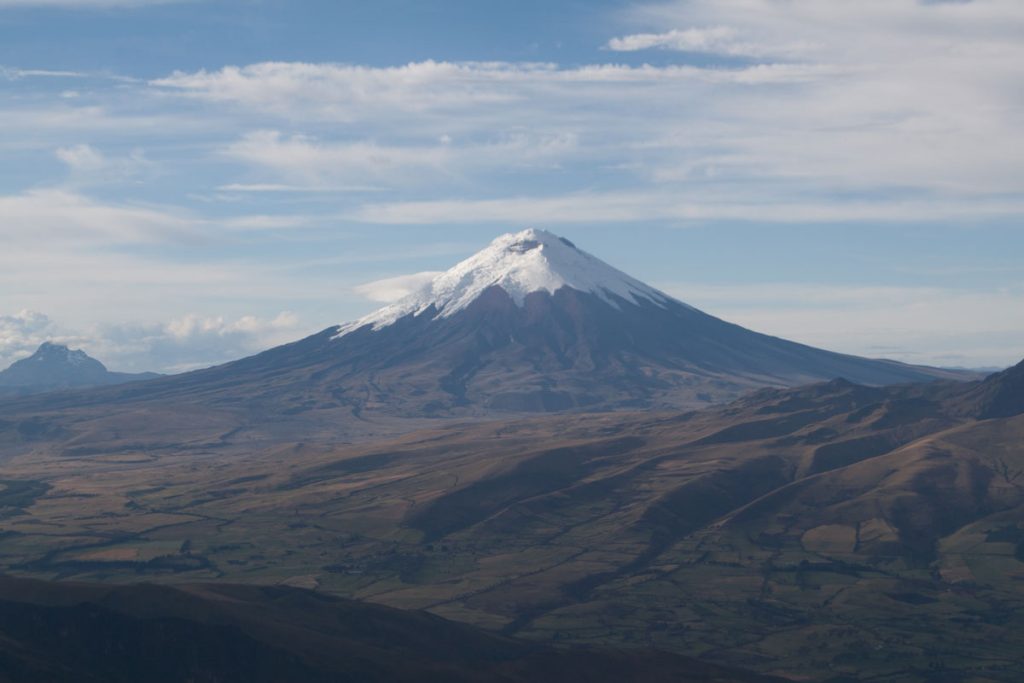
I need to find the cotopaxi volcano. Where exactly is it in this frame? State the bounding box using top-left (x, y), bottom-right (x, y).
top-left (298, 228), bottom-right (965, 413)
top-left (5, 229), bottom-right (969, 421)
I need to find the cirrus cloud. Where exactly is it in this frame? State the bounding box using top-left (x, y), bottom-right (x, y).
top-left (606, 26), bottom-right (816, 58)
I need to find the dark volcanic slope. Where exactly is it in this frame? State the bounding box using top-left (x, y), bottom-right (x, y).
top-left (0, 575), bottom-right (779, 683)
top-left (294, 284), bottom-right (966, 414)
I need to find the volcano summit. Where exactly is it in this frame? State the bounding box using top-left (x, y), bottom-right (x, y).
top-left (310, 228), bottom-right (963, 413)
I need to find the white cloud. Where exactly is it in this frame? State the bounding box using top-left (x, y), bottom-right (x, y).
top-left (0, 187), bottom-right (371, 335)
top-left (0, 188), bottom-right (193, 244)
top-left (354, 271), bottom-right (442, 303)
top-left (221, 129), bottom-right (578, 186)
top-left (602, 1), bottom-right (1024, 198)
top-left (112, 311), bottom-right (305, 373)
top-left (152, 61), bottom-right (520, 121)
top-left (151, 42), bottom-right (1024, 202)
top-left (53, 143), bottom-right (157, 188)
top-left (151, 60), bottom-right (835, 122)
top-left (0, 67), bottom-right (85, 78)
top-left (0, 311), bottom-right (58, 366)
top-left (0, 310), bottom-right (305, 374)
top-left (215, 183), bottom-right (381, 193)
top-left (0, 187), bottom-right (316, 246)
top-left (348, 192), bottom-right (1024, 225)
top-left (623, 0), bottom-right (1024, 61)
top-left (606, 27), bottom-right (815, 58)
top-left (218, 214), bottom-right (313, 231)
top-left (224, 130), bottom-right (452, 184)
top-left (131, 311), bottom-right (303, 372)
top-left (55, 143), bottom-right (106, 170)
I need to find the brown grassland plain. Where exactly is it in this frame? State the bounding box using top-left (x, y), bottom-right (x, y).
top-left (1, 365), bottom-right (1024, 682)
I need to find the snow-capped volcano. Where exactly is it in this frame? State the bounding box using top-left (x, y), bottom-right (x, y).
top-left (11, 229), bottom-right (971, 418)
top-left (304, 228), bottom-right (969, 413)
top-left (337, 228), bottom-right (677, 336)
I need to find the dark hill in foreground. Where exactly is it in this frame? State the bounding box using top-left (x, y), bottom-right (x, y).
top-left (0, 575), bottom-right (780, 683)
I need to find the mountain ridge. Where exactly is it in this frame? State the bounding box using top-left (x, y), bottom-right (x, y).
top-left (0, 574), bottom-right (782, 683)
top-left (0, 342), bottom-right (160, 397)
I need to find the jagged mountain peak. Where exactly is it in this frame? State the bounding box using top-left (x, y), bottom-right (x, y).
top-left (30, 341), bottom-right (100, 368)
top-left (0, 342), bottom-right (159, 395)
top-left (336, 228), bottom-right (677, 336)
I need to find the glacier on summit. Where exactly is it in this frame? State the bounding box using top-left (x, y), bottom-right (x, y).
top-left (336, 228), bottom-right (677, 337)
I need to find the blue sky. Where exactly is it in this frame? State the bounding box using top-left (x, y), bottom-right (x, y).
top-left (2, 0), bottom-right (1022, 372)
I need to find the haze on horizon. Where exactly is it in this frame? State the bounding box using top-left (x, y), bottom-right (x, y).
top-left (2, 0), bottom-right (1022, 374)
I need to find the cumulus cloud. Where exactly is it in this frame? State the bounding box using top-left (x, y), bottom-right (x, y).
top-left (54, 143), bottom-right (154, 185)
top-left (55, 143), bottom-right (106, 170)
top-left (0, 311), bottom-right (59, 367)
top-left (354, 271), bottom-right (442, 303)
top-left (100, 311), bottom-right (303, 372)
top-left (0, 310), bottom-right (305, 374)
